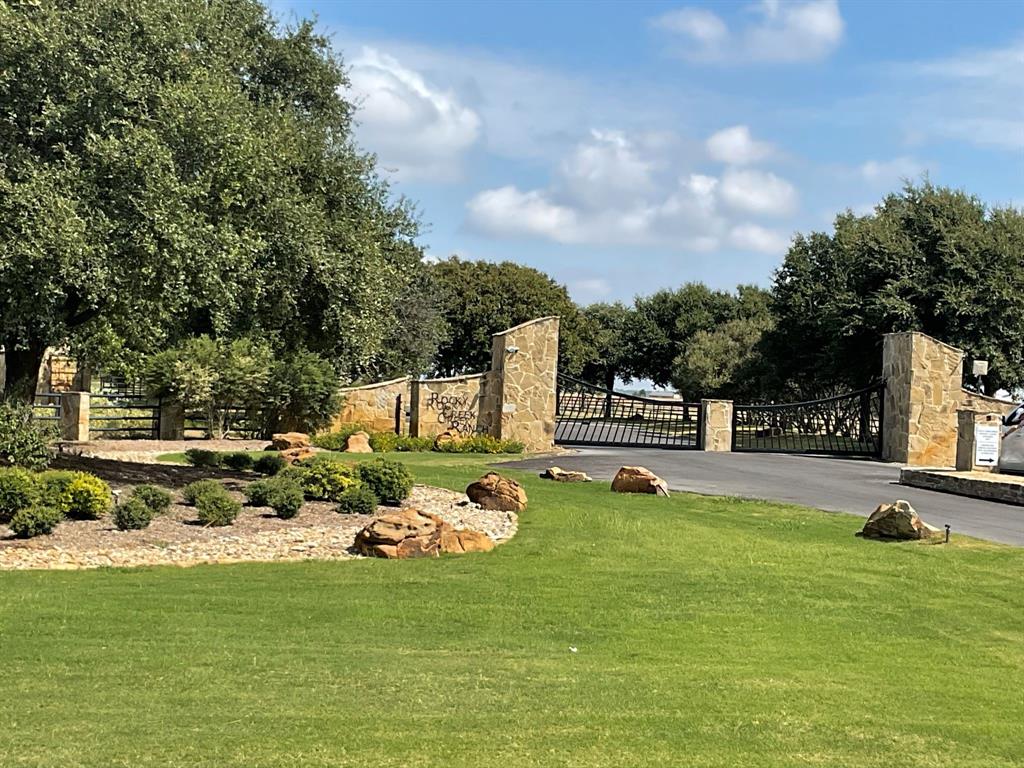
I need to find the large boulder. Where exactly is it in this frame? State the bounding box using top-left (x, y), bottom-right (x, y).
top-left (466, 472), bottom-right (528, 512)
top-left (354, 508), bottom-right (495, 558)
top-left (861, 500), bottom-right (940, 540)
top-left (439, 528), bottom-right (495, 554)
top-left (272, 432), bottom-right (310, 451)
top-left (611, 466), bottom-right (670, 497)
top-left (539, 466), bottom-right (592, 483)
top-left (279, 446), bottom-right (315, 465)
top-left (344, 431), bottom-right (374, 453)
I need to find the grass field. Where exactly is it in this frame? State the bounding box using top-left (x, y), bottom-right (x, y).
top-left (1, 453), bottom-right (1022, 767)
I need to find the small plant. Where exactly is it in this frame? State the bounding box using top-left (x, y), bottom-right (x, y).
top-left (286, 459), bottom-right (357, 501)
top-left (0, 467), bottom-right (37, 522)
top-left (9, 506), bottom-right (62, 538)
top-left (0, 401), bottom-right (55, 470)
top-left (243, 478), bottom-right (275, 507)
top-left (34, 470), bottom-right (77, 511)
top-left (254, 454), bottom-right (286, 476)
top-left (368, 433), bottom-right (433, 453)
top-left (222, 452), bottom-right (255, 471)
top-left (355, 458), bottom-right (413, 505)
top-left (335, 485), bottom-right (378, 515)
top-left (64, 473), bottom-right (112, 519)
top-left (113, 497), bottom-right (154, 531)
top-left (195, 491), bottom-right (241, 526)
top-left (131, 485), bottom-right (172, 516)
top-left (182, 479), bottom-right (225, 506)
top-left (310, 424), bottom-right (371, 451)
top-left (433, 434), bottom-right (525, 454)
top-left (184, 448), bottom-right (223, 468)
top-left (267, 480), bottom-right (304, 519)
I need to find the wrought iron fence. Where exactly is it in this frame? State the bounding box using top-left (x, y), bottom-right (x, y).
top-left (556, 374), bottom-right (701, 449)
top-left (732, 382), bottom-right (884, 456)
top-left (89, 394), bottom-right (160, 439)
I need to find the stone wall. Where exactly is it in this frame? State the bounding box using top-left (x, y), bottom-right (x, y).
top-left (490, 317), bottom-right (560, 452)
top-left (409, 373), bottom-right (498, 438)
top-left (700, 400), bottom-right (733, 451)
top-left (330, 377), bottom-right (410, 435)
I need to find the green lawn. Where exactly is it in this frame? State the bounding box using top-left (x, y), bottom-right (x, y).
top-left (1, 453), bottom-right (1022, 767)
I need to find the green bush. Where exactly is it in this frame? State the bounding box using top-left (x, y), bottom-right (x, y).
top-left (113, 497), bottom-right (154, 531)
top-left (261, 350), bottom-right (342, 435)
top-left (0, 400), bottom-right (55, 470)
top-left (132, 485), bottom-right (172, 516)
top-left (368, 432), bottom-right (433, 452)
top-left (355, 458), bottom-right (413, 505)
top-left (285, 459), bottom-right (358, 501)
top-left (434, 434), bottom-right (525, 454)
top-left (222, 452), bottom-right (255, 471)
top-left (195, 492), bottom-right (241, 526)
top-left (254, 454), bottom-right (286, 476)
top-left (64, 473), bottom-right (112, 519)
top-left (9, 505), bottom-right (63, 538)
top-left (311, 424), bottom-right (371, 451)
top-left (335, 485), bottom-right (378, 515)
top-left (184, 448), bottom-right (223, 468)
top-left (34, 470), bottom-right (77, 511)
top-left (0, 467), bottom-right (37, 523)
top-left (182, 479), bottom-right (225, 506)
top-left (243, 478), bottom-right (275, 507)
top-left (267, 480), bottom-right (304, 519)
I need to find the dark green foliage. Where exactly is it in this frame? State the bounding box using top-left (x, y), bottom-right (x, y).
top-left (0, 401), bottom-right (54, 469)
top-left (311, 424), bottom-right (371, 451)
top-left (355, 459), bottom-right (413, 505)
top-left (433, 435), bottom-right (525, 454)
top-left (9, 505), bottom-right (62, 538)
top-left (0, 467), bottom-right (36, 522)
top-left (266, 481), bottom-right (304, 519)
top-left (182, 480), bottom-right (225, 506)
top-left (284, 459), bottom-right (357, 501)
top-left (33, 470), bottom-right (77, 511)
top-left (195, 492), bottom-right (241, 527)
top-left (113, 498), bottom-right (154, 531)
top-left (261, 350), bottom-right (342, 435)
top-left (335, 485), bottom-right (378, 515)
top-left (222, 452), bottom-right (256, 471)
top-left (184, 449), bottom-right (223, 468)
top-left (63, 474), bottom-right (112, 519)
top-left (243, 478), bottom-right (276, 507)
top-left (253, 454), bottom-right (286, 476)
top-left (131, 485), bottom-right (172, 516)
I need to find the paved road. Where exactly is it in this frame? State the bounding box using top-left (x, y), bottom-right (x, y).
top-left (505, 448), bottom-right (1024, 545)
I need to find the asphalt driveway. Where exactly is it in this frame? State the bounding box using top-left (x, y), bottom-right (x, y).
top-left (505, 448), bottom-right (1024, 546)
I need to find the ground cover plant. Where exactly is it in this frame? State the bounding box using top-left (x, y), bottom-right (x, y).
top-left (0, 452), bottom-right (1022, 767)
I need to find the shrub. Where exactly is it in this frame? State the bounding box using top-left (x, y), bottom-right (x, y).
top-left (253, 454), bottom-right (286, 476)
top-left (355, 458), bottom-right (413, 505)
top-left (0, 467), bottom-right (36, 523)
top-left (267, 480), bottom-right (304, 519)
top-left (311, 424), bottom-right (371, 451)
top-left (195, 492), bottom-right (241, 526)
top-left (64, 473), bottom-right (112, 519)
top-left (184, 448), bottom-right (222, 468)
top-left (9, 506), bottom-right (62, 538)
top-left (286, 459), bottom-right (357, 501)
top-left (261, 350), bottom-right (342, 435)
top-left (433, 434), bottom-right (525, 454)
top-left (0, 400), bottom-right (55, 470)
top-left (222, 452), bottom-right (255, 471)
top-left (243, 478), bottom-right (275, 507)
top-left (132, 485), bottom-right (172, 516)
top-left (182, 479), bottom-right (225, 506)
top-left (335, 485), bottom-right (378, 515)
top-left (368, 433), bottom-right (433, 453)
top-left (34, 470), bottom-right (77, 511)
top-left (113, 498), bottom-right (154, 531)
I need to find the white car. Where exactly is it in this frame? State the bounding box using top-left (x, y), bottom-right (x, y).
top-left (999, 404), bottom-right (1024, 474)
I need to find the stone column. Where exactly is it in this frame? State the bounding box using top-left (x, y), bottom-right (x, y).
top-left (60, 391), bottom-right (90, 442)
top-left (955, 410), bottom-right (1001, 472)
top-left (159, 400), bottom-right (185, 441)
top-left (490, 317), bottom-right (560, 452)
top-left (700, 400), bottom-right (733, 451)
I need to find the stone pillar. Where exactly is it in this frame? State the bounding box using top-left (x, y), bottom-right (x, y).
top-left (881, 331), bottom-right (964, 467)
top-left (60, 391), bottom-right (90, 442)
top-left (159, 400), bottom-right (185, 441)
top-left (490, 317), bottom-right (559, 452)
top-left (955, 410), bottom-right (1001, 472)
top-left (700, 400), bottom-right (733, 451)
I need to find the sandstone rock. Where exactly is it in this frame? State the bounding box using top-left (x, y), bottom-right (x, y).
top-left (539, 466), bottom-right (592, 483)
top-left (440, 528), bottom-right (495, 554)
top-left (433, 429), bottom-right (461, 450)
top-left (861, 500), bottom-right (940, 541)
top-left (466, 472), bottom-right (528, 512)
top-left (344, 431), bottom-right (373, 453)
top-left (279, 447), bottom-right (315, 465)
top-left (354, 508), bottom-right (494, 558)
top-left (272, 432), bottom-right (310, 450)
top-left (611, 466), bottom-right (670, 497)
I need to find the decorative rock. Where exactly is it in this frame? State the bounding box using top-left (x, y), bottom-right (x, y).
top-left (861, 500), bottom-right (940, 540)
top-left (279, 446), bottom-right (315, 465)
top-left (344, 431), bottom-right (374, 453)
top-left (355, 508), bottom-right (442, 559)
top-left (440, 528), bottom-right (495, 554)
top-left (433, 429), bottom-right (461, 450)
top-left (466, 472), bottom-right (528, 512)
top-left (611, 466), bottom-right (670, 497)
top-left (272, 432), bottom-right (310, 450)
top-left (539, 466), bottom-right (592, 483)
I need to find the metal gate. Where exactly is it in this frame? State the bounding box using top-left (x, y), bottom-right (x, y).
top-left (732, 382), bottom-right (884, 456)
top-left (555, 374), bottom-right (701, 449)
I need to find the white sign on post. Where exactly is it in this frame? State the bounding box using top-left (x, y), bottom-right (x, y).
top-left (974, 424), bottom-right (1000, 467)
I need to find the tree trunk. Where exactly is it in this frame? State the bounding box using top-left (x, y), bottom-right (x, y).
top-left (1, 339), bottom-right (48, 403)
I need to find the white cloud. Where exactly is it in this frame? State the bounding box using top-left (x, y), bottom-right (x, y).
top-left (706, 125), bottom-right (774, 164)
top-left (719, 168), bottom-right (798, 216)
top-left (859, 156), bottom-right (928, 185)
top-left (653, 0), bottom-right (844, 64)
top-left (569, 278), bottom-right (613, 302)
top-left (346, 47), bottom-right (481, 180)
top-left (465, 187), bottom-right (579, 242)
top-left (728, 223), bottom-right (790, 254)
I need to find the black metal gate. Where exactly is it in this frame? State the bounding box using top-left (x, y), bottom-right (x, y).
top-left (555, 374), bottom-right (701, 449)
top-left (732, 382), bottom-right (885, 456)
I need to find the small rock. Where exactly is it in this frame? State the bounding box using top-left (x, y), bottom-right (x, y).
top-left (539, 466), bottom-right (592, 483)
top-left (433, 429), bottom-right (462, 450)
top-left (860, 500), bottom-right (940, 540)
top-left (466, 472), bottom-right (528, 512)
top-left (271, 432), bottom-right (311, 451)
top-left (611, 466), bottom-right (670, 497)
top-left (279, 447), bottom-right (315, 465)
top-left (343, 431), bottom-right (374, 453)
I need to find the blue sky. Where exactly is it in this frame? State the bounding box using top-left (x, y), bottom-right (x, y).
top-left (271, 0), bottom-right (1024, 304)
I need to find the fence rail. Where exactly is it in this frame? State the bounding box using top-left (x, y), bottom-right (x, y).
top-left (32, 393), bottom-right (63, 424)
top-left (88, 394), bottom-right (160, 439)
